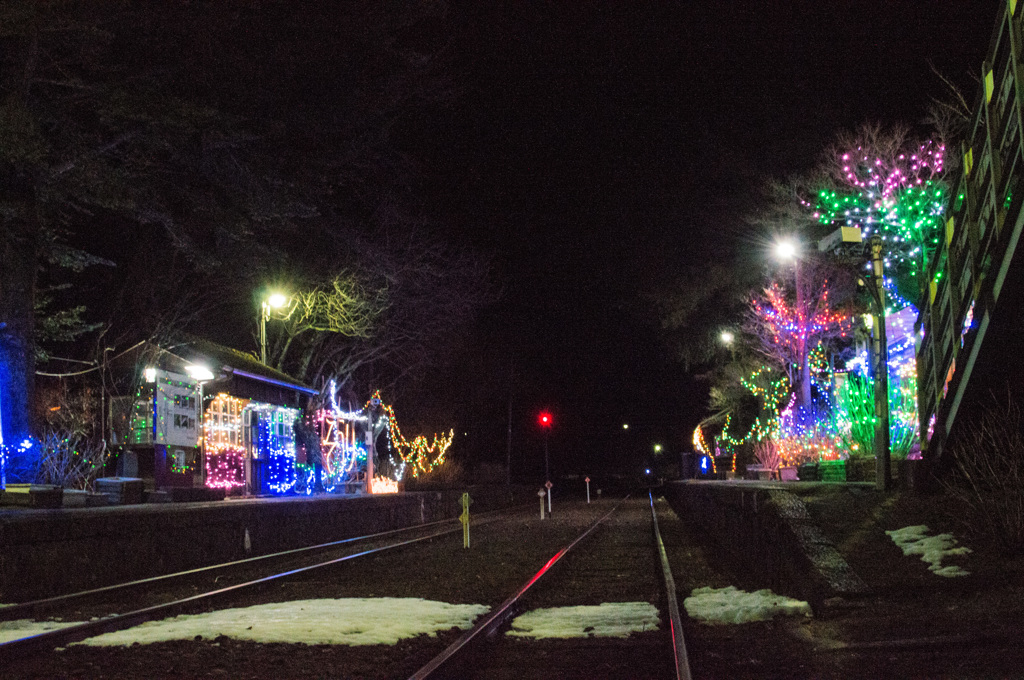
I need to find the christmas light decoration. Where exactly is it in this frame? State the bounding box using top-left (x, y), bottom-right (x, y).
top-left (777, 399), bottom-right (841, 465)
top-left (249, 402), bottom-right (300, 494)
top-left (317, 404), bottom-right (360, 483)
top-left (371, 476), bottom-right (399, 494)
top-left (834, 360), bottom-right (918, 461)
top-left (693, 426), bottom-right (711, 455)
top-left (814, 140), bottom-right (948, 294)
top-left (961, 299), bottom-right (976, 347)
top-left (736, 367), bottom-right (792, 443)
top-left (203, 394), bottom-right (248, 490)
top-left (205, 447), bottom-right (246, 489)
top-left (693, 426), bottom-right (710, 455)
top-left (365, 390), bottom-right (453, 479)
top-left (751, 282), bottom-right (853, 361)
top-left (0, 438), bottom-right (36, 488)
top-left (294, 463), bottom-right (315, 495)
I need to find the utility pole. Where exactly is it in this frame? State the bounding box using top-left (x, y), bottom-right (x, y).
top-left (870, 236), bottom-right (892, 491)
top-left (506, 363), bottom-right (514, 488)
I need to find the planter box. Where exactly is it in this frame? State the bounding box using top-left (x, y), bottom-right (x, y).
top-left (778, 466), bottom-right (798, 481)
top-left (819, 460), bottom-right (847, 482)
top-left (797, 463), bottom-right (819, 481)
top-left (846, 458), bottom-right (875, 482)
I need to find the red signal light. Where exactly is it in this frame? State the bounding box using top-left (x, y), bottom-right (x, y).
top-left (538, 411), bottom-right (553, 427)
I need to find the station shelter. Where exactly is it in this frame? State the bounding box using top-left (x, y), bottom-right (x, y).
top-left (114, 337), bottom-right (317, 496)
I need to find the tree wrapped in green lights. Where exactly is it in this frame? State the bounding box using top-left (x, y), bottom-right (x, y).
top-left (813, 124), bottom-right (949, 298)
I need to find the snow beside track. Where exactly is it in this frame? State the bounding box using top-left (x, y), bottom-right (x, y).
top-left (74, 598), bottom-right (489, 646)
top-left (0, 598), bottom-right (490, 647)
top-left (507, 602), bottom-right (660, 638)
top-left (0, 618), bottom-right (81, 643)
top-left (683, 586), bottom-right (812, 624)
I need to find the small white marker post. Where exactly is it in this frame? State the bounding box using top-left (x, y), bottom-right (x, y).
top-left (538, 489), bottom-right (547, 519)
top-left (545, 480), bottom-right (553, 516)
top-left (585, 476), bottom-right (591, 503)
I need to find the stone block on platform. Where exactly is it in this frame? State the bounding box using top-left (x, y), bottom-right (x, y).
top-left (95, 477), bottom-right (144, 505)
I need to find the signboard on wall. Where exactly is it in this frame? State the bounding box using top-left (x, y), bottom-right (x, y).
top-left (155, 371), bottom-right (201, 447)
top-left (130, 369), bottom-right (201, 447)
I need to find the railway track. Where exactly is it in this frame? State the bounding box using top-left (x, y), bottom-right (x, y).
top-left (4, 495), bottom-right (694, 679)
top-left (407, 492), bottom-right (690, 679)
top-left (0, 506), bottom-right (520, 665)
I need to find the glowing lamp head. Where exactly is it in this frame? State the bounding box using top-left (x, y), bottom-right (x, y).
top-left (267, 293), bottom-right (288, 309)
top-left (720, 330), bottom-right (734, 345)
top-left (774, 238), bottom-right (799, 262)
top-left (538, 412), bottom-right (553, 428)
top-left (185, 364), bottom-right (215, 382)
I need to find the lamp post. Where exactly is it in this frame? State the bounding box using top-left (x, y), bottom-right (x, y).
top-left (869, 236), bottom-right (892, 491)
top-left (775, 238), bottom-right (810, 406)
top-left (260, 293), bottom-right (288, 365)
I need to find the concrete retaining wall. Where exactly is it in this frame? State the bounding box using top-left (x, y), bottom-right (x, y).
top-left (0, 485), bottom-right (528, 601)
top-left (663, 481), bottom-right (868, 614)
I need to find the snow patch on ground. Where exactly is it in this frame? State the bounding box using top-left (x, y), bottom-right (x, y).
top-left (507, 602), bottom-right (660, 638)
top-left (885, 525), bottom-right (971, 577)
top-left (684, 586), bottom-right (812, 625)
top-left (69, 598), bottom-right (488, 647)
top-left (0, 619), bottom-right (81, 644)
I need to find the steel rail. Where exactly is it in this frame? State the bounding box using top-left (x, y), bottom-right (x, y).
top-left (0, 504), bottom-right (523, 622)
top-left (650, 490), bottom-right (693, 680)
top-left (408, 497), bottom-right (627, 680)
top-left (0, 522), bottom-right (467, 665)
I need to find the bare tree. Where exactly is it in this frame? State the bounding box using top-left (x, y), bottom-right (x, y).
top-left (267, 273), bottom-right (388, 376)
top-left (303, 230), bottom-right (493, 401)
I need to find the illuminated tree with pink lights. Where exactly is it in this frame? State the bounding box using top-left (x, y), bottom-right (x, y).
top-left (811, 124), bottom-right (949, 297)
top-left (746, 261), bottom-right (854, 409)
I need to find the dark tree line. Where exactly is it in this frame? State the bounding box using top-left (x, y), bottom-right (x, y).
top-left (1, 1), bottom-right (492, 462)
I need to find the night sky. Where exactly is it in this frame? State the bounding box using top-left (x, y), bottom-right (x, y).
top-left (408, 0), bottom-right (991, 476)
top-left (28, 0), bottom-right (994, 480)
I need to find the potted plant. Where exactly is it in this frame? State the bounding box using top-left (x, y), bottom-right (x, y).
top-left (752, 440), bottom-right (782, 481)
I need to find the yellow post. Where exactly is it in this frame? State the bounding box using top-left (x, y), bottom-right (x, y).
top-left (459, 492), bottom-right (473, 548)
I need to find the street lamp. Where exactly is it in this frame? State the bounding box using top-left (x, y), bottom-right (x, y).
top-left (260, 292), bottom-right (288, 365)
top-left (774, 237), bottom-right (811, 406)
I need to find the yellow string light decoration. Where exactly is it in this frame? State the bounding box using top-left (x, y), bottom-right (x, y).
top-left (366, 390), bottom-right (453, 478)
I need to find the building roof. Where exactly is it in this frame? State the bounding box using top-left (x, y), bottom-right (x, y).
top-left (157, 335), bottom-right (318, 396)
